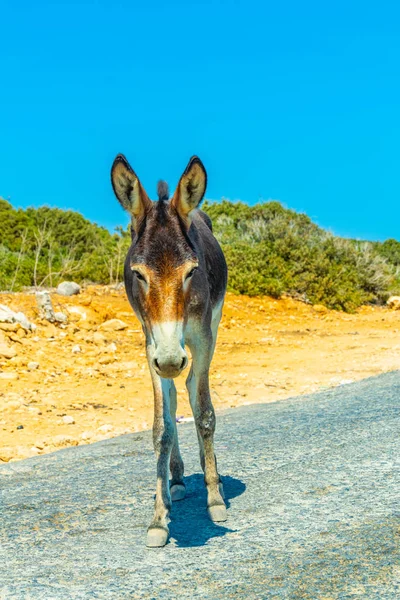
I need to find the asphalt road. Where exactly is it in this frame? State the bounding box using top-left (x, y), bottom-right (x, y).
top-left (1, 372), bottom-right (399, 599)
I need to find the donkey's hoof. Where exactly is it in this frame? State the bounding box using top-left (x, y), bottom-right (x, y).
top-left (146, 527), bottom-right (169, 548)
top-left (208, 504), bottom-right (227, 522)
top-left (170, 483), bottom-right (186, 502)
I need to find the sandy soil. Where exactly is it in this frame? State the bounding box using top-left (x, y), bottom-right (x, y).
top-left (1, 287), bottom-right (399, 462)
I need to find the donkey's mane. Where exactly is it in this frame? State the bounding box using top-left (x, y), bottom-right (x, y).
top-left (157, 180), bottom-right (169, 201)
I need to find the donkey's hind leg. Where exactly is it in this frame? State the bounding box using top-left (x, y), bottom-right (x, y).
top-left (187, 365), bottom-right (206, 470)
top-left (169, 381), bottom-right (186, 501)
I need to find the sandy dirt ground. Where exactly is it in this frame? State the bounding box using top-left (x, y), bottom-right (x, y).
top-left (0, 286), bottom-right (399, 462)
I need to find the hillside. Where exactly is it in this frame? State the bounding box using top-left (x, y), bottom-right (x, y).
top-left (0, 197), bottom-right (399, 311)
top-left (1, 286), bottom-right (400, 463)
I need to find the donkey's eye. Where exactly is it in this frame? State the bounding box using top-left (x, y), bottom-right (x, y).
top-left (132, 270), bottom-right (146, 283)
top-left (185, 267), bottom-right (198, 281)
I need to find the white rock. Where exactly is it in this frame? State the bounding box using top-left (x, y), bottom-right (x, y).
top-left (0, 372), bottom-right (18, 380)
top-left (54, 312), bottom-right (68, 324)
top-left (0, 304), bottom-right (33, 330)
top-left (71, 345), bottom-right (82, 354)
top-left (387, 296), bottom-right (400, 310)
top-left (57, 281), bottom-right (81, 296)
top-left (99, 319), bottom-right (128, 332)
top-left (0, 306), bottom-right (14, 324)
top-left (98, 355), bottom-right (115, 365)
top-left (62, 415), bottom-right (75, 424)
top-left (80, 431), bottom-right (93, 440)
top-left (36, 291), bottom-right (56, 322)
top-left (92, 332), bottom-right (106, 345)
top-left (27, 362), bottom-right (39, 370)
top-left (0, 344), bottom-right (17, 359)
top-left (16, 311), bottom-right (34, 330)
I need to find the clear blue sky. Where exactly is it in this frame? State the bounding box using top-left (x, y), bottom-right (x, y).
top-left (1, 0), bottom-right (399, 240)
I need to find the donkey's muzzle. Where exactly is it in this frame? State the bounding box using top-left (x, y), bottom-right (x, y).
top-left (152, 351), bottom-right (188, 379)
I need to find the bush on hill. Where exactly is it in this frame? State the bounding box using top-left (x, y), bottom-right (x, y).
top-left (203, 200), bottom-right (397, 311)
top-left (0, 197), bottom-right (398, 311)
top-left (0, 199), bottom-right (130, 291)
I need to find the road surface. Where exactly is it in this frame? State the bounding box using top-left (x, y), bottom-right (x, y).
top-left (1, 372), bottom-right (399, 599)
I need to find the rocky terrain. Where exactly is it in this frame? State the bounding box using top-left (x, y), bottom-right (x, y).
top-left (1, 285), bottom-right (399, 462)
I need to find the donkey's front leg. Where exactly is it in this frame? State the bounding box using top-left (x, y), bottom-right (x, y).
top-left (146, 353), bottom-right (175, 547)
top-left (168, 381), bottom-right (186, 502)
top-left (187, 337), bottom-right (227, 523)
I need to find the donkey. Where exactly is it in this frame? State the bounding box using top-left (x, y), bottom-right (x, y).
top-left (111, 154), bottom-right (228, 547)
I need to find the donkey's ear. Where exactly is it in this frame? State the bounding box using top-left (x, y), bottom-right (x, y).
top-left (172, 156), bottom-right (207, 223)
top-left (111, 154), bottom-right (152, 228)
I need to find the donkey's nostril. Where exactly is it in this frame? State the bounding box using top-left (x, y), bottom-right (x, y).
top-left (181, 356), bottom-right (188, 370)
top-left (154, 358), bottom-right (160, 371)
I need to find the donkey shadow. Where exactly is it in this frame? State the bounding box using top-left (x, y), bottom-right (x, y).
top-left (168, 474), bottom-right (246, 548)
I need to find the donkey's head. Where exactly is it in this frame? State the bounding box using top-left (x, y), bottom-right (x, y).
top-left (111, 154), bottom-right (207, 379)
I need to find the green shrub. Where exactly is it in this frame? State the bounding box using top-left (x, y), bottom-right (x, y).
top-left (203, 200), bottom-right (396, 311)
top-left (0, 197), bottom-right (398, 311)
top-left (0, 198), bottom-right (130, 290)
